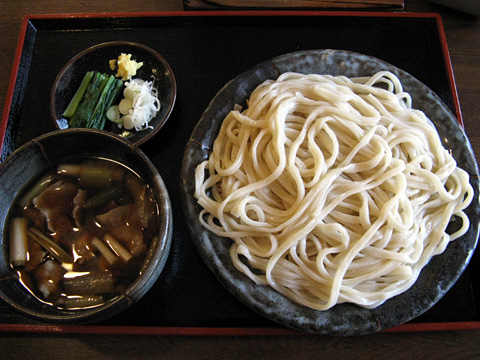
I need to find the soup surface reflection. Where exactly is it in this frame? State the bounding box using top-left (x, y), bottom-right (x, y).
top-left (8, 158), bottom-right (158, 309)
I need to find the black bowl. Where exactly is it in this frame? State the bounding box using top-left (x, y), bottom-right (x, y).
top-left (50, 41), bottom-right (176, 146)
top-left (0, 129), bottom-right (173, 323)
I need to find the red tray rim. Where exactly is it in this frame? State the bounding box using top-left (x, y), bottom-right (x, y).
top-left (0, 10), bottom-right (471, 335)
top-left (1, 321), bottom-right (480, 335)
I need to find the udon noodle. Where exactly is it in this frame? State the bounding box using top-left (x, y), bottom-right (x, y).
top-left (194, 71), bottom-right (474, 310)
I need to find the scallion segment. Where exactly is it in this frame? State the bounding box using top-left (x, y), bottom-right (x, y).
top-left (27, 228), bottom-right (73, 264)
top-left (84, 185), bottom-right (125, 211)
top-left (57, 163), bottom-right (124, 188)
top-left (9, 217), bottom-right (29, 268)
top-left (63, 271), bottom-right (115, 295)
top-left (63, 295), bottom-right (105, 309)
top-left (91, 237), bottom-right (119, 265)
top-left (17, 174), bottom-right (54, 209)
top-left (103, 233), bottom-right (132, 263)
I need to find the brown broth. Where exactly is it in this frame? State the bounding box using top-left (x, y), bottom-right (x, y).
top-left (8, 158), bottom-right (158, 309)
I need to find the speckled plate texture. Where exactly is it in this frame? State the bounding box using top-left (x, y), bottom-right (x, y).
top-left (180, 49), bottom-right (480, 336)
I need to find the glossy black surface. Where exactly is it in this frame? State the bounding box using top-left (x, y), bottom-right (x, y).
top-left (1, 13), bottom-right (479, 331)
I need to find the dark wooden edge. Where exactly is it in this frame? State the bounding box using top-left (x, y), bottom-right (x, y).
top-left (1, 321), bottom-right (480, 336)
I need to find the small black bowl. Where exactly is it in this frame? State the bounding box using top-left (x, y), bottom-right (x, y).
top-left (51, 41), bottom-right (176, 146)
top-left (0, 129), bottom-right (173, 323)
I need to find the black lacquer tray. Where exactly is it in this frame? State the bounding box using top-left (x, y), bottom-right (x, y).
top-left (1, 11), bottom-right (479, 335)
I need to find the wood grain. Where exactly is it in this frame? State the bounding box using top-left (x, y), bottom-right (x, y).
top-left (1, 330), bottom-right (480, 359)
top-left (205, 0), bottom-right (404, 9)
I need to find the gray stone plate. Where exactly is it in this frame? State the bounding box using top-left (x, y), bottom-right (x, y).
top-left (180, 49), bottom-right (480, 336)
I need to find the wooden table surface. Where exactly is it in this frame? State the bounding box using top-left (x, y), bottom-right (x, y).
top-left (1, 0), bottom-right (479, 359)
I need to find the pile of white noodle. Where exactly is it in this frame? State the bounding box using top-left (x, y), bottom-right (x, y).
top-left (194, 71), bottom-right (474, 311)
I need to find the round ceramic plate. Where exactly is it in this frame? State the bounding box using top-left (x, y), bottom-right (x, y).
top-left (180, 49), bottom-right (480, 336)
top-left (50, 41), bottom-right (176, 146)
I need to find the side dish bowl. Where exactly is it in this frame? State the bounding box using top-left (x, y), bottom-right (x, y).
top-left (50, 41), bottom-right (176, 146)
top-left (0, 129), bottom-right (173, 323)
